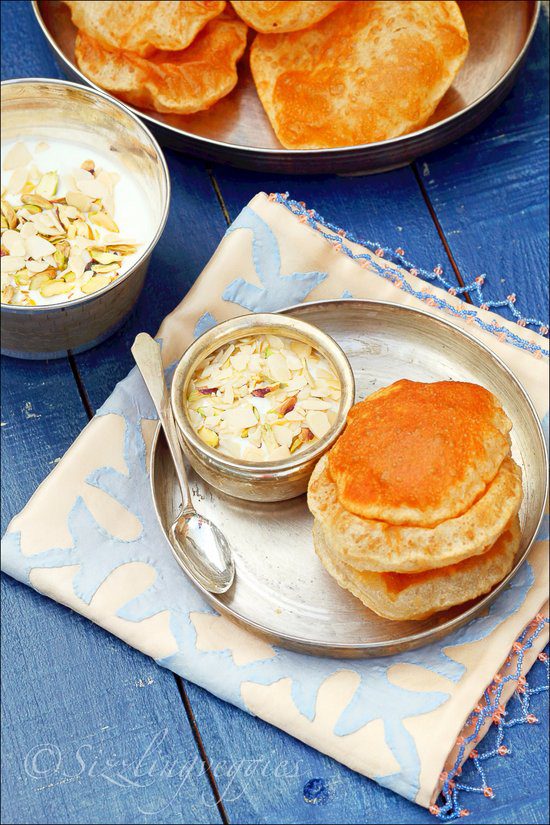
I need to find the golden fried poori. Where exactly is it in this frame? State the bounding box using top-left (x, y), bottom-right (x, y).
top-left (308, 379), bottom-right (523, 621)
top-left (74, 17), bottom-right (248, 115)
top-left (230, 1), bottom-right (343, 33)
top-left (250, 0), bottom-right (469, 149)
top-left (308, 453), bottom-right (523, 573)
top-left (64, 0), bottom-right (227, 57)
top-left (327, 380), bottom-right (511, 527)
top-left (313, 517), bottom-right (520, 621)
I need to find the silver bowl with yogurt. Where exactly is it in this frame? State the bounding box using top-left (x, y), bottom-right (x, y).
top-left (170, 313), bottom-right (355, 502)
top-left (1, 78), bottom-right (169, 359)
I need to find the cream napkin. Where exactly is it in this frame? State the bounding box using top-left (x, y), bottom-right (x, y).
top-left (2, 193), bottom-right (548, 811)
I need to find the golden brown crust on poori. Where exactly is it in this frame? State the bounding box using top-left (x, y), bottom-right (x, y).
top-left (327, 380), bottom-right (511, 527)
top-left (250, 0), bottom-right (469, 149)
top-left (308, 453), bottom-right (523, 573)
top-left (74, 17), bottom-right (247, 115)
top-left (65, 0), bottom-right (227, 58)
top-left (313, 516), bottom-right (520, 620)
top-left (230, 1), bottom-right (343, 33)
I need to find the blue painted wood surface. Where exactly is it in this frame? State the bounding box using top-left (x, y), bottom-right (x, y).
top-left (1, 2), bottom-right (548, 823)
top-left (416, 16), bottom-right (550, 327)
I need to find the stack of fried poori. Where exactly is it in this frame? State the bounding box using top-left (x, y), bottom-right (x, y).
top-left (64, 1), bottom-right (469, 144)
top-left (308, 380), bottom-right (523, 620)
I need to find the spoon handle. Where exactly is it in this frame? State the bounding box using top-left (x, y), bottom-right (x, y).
top-left (131, 333), bottom-right (193, 513)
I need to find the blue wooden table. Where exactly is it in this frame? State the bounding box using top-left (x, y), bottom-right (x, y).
top-left (1, 2), bottom-right (548, 823)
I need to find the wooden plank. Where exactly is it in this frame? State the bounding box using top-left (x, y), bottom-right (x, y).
top-left (415, 15), bottom-right (549, 328)
top-left (1, 578), bottom-right (224, 825)
top-left (0, 357), bottom-right (86, 532)
top-left (0, 0), bottom-right (65, 82)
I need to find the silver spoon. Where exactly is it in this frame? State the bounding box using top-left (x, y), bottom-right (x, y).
top-left (131, 332), bottom-right (235, 594)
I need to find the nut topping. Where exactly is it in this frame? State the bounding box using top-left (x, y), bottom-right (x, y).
top-left (185, 334), bottom-right (341, 461)
top-left (1, 141), bottom-right (141, 306)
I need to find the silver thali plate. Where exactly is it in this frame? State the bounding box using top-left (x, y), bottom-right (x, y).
top-left (151, 300), bottom-right (548, 657)
top-left (33, 0), bottom-right (540, 174)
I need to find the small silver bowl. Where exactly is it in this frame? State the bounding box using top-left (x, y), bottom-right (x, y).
top-left (170, 313), bottom-right (355, 502)
top-left (1, 78), bottom-right (170, 359)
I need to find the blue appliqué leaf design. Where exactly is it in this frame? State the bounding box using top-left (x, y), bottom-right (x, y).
top-left (222, 206), bottom-right (327, 311)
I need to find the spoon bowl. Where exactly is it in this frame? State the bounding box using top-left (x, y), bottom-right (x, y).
top-left (131, 332), bottom-right (235, 595)
top-left (170, 511), bottom-right (234, 594)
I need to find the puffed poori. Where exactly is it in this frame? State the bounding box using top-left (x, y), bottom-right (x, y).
top-left (328, 380), bottom-right (512, 527)
top-left (313, 517), bottom-right (520, 621)
top-left (308, 454), bottom-right (523, 573)
top-left (230, 1), bottom-right (343, 33)
top-left (74, 16), bottom-right (248, 115)
top-left (65, 0), bottom-right (227, 58)
top-left (250, 0), bottom-right (469, 148)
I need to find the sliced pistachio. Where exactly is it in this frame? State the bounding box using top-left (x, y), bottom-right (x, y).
top-left (53, 248), bottom-right (67, 269)
top-left (80, 274), bottom-right (111, 294)
top-left (35, 171), bottom-right (58, 199)
top-left (1, 199), bottom-right (17, 229)
top-left (91, 262), bottom-right (120, 274)
top-left (89, 249), bottom-right (121, 265)
top-left (198, 427), bottom-right (219, 448)
top-left (21, 193), bottom-right (53, 210)
top-left (89, 210), bottom-right (119, 232)
top-left (279, 395), bottom-right (298, 416)
top-left (14, 268), bottom-right (31, 286)
top-left (1, 284), bottom-right (15, 304)
top-left (64, 271), bottom-right (76, 283)
top-left (251, 384), bottom-right (279, 397)
top-left (39, 280), bottom-right (73, 298)
top-left (17, 203), bottom-right (41, 215)
top-left (29, 272), bottom-right (50, 291)
top-left (55, 239), bottom-right (71, 256)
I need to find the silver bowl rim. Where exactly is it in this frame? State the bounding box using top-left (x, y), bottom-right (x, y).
top-left (152, 298), bottom-right (549, 656)
top-left (1, 76), bottom-right (171, 312)
top-left (170, 311), bottom-right (356, 476)
top-left (31, 0), bottom-right (540, 158)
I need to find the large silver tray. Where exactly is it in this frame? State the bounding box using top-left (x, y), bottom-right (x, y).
top-left (151, 300), bottom-right (547, 657)
top-left (33, 0), bottom-right (540, 174)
